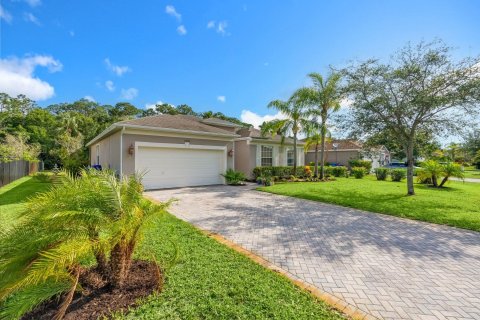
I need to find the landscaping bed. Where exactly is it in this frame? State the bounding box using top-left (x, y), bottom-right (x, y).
top-left (1, 177), bottom-right (345, 320)
top-left (259, 176), bottom-right (480, 232)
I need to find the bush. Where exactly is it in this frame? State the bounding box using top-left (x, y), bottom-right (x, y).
top-left (221, 169), bottom-right (246, 185)
top-left (253, 166), bottom-right (309, 179)
top-left (351, 167), bottom-right (366, 179)
top-left (374, 168), bottom-right (389, 181)
top-left (390, 169), bottom-right (406, 182)
top-left (348, 159), bottom-right (372, 172)
top-left (34, 172), bottom-right (51, 183)
top-left (329, 166), bottom-right (347, 177)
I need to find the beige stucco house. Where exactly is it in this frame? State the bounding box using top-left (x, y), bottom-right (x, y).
top-left (304, 139), bottom-right (390, 169)
top-left (86, 114), bottom-right (304, 189)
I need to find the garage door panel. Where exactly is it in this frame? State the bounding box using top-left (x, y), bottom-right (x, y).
top-left (136, 146), bottom-right (225, 189)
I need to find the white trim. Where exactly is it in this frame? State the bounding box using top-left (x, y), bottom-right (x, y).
top-left (120, 126), bottom-right (125, 177)
top-left (124, 128), bottom-right (234, 142)
top-left (233, 137), bottom-right (253, 142)
top-left (250, 138), bottom-right (305, 146)
top-left (306, 149), bottom-right (360, 153)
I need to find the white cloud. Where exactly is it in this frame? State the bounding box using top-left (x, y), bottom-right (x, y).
top-left (104, 58), bottom-right (131, 76)
top-left (84, 95), bottom-right (95, 102)
top-left (217, 21), bottom-right (228, 35)
top-left (24, 0), bottom-right (41, 7)
top-left (105, 80), bottom-right (115, 92)
top-left (145, 100), bottom-right (170, 110)
top-left (177, 25), bottom-right (187, 35)
top-left (0, 54), bottom-right (62, 101)
top-left (240, 110), bottom-right (285, 128)
top-left (340, 97), bottom-right (353, 108)
top-left (263, 62), bottom-right (269, 67)
top-left (165, 5), bottom-right (181, 21)
top-left (120, 88), bottom-right (138, 100)
top-left (217, 95), bottom-right (226, 103)
top-left (207, 20), bottom-right (215, 29)
top-left (0, 5), bottom-right (12, 23)
top-left (23, 12), bottom-right (40, 25)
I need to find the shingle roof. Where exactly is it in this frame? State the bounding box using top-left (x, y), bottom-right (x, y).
top-left (305, 139), bottom-right (363, 151)
top-left (238, 128), bottom-right (302, 144)
top-left (117, 114), bottom-right (237, 135)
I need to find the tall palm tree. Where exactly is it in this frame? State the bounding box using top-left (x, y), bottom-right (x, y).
top-left (293, 72), bottom-right (342, 179)
top-left (260, 98), bottom-right (309, 174)
top-left (303, 122), bottom-right (332, 177)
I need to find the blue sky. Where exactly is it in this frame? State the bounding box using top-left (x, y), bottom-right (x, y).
top-left (1, 0), bottom-right (479, 127)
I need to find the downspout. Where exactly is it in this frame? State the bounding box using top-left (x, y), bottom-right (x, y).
top-left (232, 140), bottom-right (235, 170)
top-left (120, 126), bottom-right (125, 179)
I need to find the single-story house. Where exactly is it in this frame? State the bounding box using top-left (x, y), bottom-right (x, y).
top-left (304, 139), bottom-right (390, 169)
top-left (86, 114), bottom-right (304, 189)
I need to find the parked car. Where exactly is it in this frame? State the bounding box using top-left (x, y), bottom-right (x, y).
top-left (383, 162), bottom-right (420, 169)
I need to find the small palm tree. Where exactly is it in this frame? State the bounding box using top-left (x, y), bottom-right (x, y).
top-left (439, 162), bottom-right (464, 187)
top-left (421, 160), bottom-right (443, 187)
top-left (261, 98), bottom-right (309, 174)
top-left (303, 122), bottom-right (331, 177)
top-left (293, 72), bottom-right (343, 179)
top-left (0, 169), bottom-right (170, 319)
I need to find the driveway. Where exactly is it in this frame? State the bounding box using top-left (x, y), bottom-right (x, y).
top-left (146, 185), bottom-right (480, 320)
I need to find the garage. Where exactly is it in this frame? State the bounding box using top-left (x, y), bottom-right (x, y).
top-left (135, 143), bottom-right (226, 189)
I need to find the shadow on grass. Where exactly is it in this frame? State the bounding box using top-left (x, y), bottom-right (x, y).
top-left (0, 177), bottom-right (51, 206)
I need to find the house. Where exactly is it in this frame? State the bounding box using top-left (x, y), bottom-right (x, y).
top-left (304, 139), bottom-right (390, 169)
top-left (86, 114), bottom-right (304, 189)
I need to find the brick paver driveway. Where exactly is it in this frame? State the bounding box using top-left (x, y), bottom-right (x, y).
top-left (146, 185), bottom-right (480, 320)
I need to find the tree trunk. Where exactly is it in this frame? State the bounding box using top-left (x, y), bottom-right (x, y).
top-left (109, 242), bottom-right (128, 288)
top-left (293, 132), bottom-right (297, 176)
top-left (94, 251), bottom-right (109, 277)
top-left (319, 116), bottom-right (327, 180)
top-left (432, 174), bottom-right (438, 187)
top-left (406, 140), bottom-right (415, 196)
top-left (314, 143), bottom-right (319, 177)
top-left (54, 265), bottom-right (80, 320)
top-left (439, 176), bottom-right (448, 187)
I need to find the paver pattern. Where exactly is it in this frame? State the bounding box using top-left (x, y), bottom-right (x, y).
top-left (147, 185), bottom-right (480, 320)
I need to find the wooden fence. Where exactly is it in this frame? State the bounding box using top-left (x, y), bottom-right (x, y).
top-left (0, 160), bottom-right (42, 188)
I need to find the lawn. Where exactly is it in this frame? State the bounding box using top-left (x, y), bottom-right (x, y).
top-left (463, 167), bottom-right (480, 179)
top-left (259, 176), bottom-right (480, 232)
top-left (1, 177), bottom-right (344, 320)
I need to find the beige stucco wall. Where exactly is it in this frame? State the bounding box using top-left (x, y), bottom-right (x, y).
top-left (89, 131), bottom-right (121, 172)
top-left (234, 140), bottom-right (257, 178)
top-left (305, 150), bottom-right (360, 166)
top-left (122, 133), bottom-right (234, 176)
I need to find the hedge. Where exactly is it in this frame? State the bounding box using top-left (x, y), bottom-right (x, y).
top-left (348, 159), bottom-right (372, 172)
top-left (253, 166), bottom-right (309, 179)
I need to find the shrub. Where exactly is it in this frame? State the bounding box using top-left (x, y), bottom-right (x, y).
top-left (330, 166), bottom-right (347, 177)
top-left (221, 169), bottom-right (246, 185)
top-left (390, 169), bottom-right (406, 181)
top-left (34, 172), bottom-right (51, 183)
top-left (348, 159), bottom-right (372, 172)
top-left (253, 166), bottom-right (309, 179)
top-left (374, 168), bottom-right (389, 181)
top-left (416, 169), bottom-right (432, 184)
top-left (351, 167), bottom-right (366, 179)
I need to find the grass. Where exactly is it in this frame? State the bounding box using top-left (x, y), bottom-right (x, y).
top-left (1, 177), bottom-right (344, 320)
top-left (259, 175), bottom-right (480, 232)
top-left (463, 167), bottom-right (480, 179)
top-left (0, 175), bottom-right (52, 226)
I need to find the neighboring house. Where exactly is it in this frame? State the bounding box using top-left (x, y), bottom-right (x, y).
top-left (304, 139), bottom-right (390, 169)
top-left (86, 114), bottom-right (304, 189)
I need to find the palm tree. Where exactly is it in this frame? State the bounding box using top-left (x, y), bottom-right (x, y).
top-left (260, 98), bottom-right (309, 174)
top-left (293, 72), bottom-right (343, 179)
top-left (0, 169), bottom-right (170, 319)
top-left (303, 122), bottom-right (332, 177)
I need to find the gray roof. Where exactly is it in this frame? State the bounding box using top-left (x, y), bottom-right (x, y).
top-left (118, 114), bottom-right (236, 135)
top-left (237, 128), bottom-right (304, 144)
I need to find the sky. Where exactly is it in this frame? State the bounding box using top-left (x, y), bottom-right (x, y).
top-left (0, 0), bottom-right (479, 128)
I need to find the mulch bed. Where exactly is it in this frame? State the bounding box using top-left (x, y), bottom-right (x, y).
top-left (23, 260), bottom-right (161, 320)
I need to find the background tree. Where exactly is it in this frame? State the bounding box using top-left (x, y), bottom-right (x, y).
top-left (343, 40), bottom-right (480, 195)
top-left (303, 122), bottom-right (331, 177)
top-left (293, 72), bottom-right (343, 179)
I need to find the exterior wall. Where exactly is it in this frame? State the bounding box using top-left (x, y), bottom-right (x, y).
top-left (89, 131), bottom-right (121, 172)
top-left (305, 150), bottom-right (361, 166)
top-left (234, 140), bottom-right (257, 178)
top-left (122, 133), bottom-right (234, 176)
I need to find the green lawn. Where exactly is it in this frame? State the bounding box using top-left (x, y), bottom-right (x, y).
top-left (1, 177), bottom-right (344, 320)
top-left (463, 167), bottom-right (480, 179)
top-left (259, 176), bottom-right (480, 232)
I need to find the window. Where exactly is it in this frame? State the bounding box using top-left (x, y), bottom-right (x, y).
top-left (96, 145), bottom-right (100, 165)
top-left (287, 149), bottom-right (294, 166)
top-left (261, 146), bottom-right (273, 166)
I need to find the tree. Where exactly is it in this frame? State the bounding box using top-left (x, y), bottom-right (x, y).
top-left (0, 170), bottom-right (170, 319)
top-left (293, 72), bottom-right (343, 179)
top-left (0, 133), bottom-right (40, 162)
top-left (261, 98), bottom-right (309, 174)
top-left (303, 122), bottom-right (331, 177)
top-left (343, 40), bottom-right (480, 195)
top-left (462, 129), bottom-right (480, 162)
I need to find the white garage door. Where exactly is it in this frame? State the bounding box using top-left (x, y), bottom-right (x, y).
top-left (136, 145), bottom-right (226, 189)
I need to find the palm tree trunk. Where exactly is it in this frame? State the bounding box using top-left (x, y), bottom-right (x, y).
top-left (439, 176), bottom-right (448, 187)
top-left (109, 242), bottom-right (128, 288)
top-left (293, 132), bottom-right (297, 176)
top-left (54, 265), bottom-right (80, 320)
top-left (319, 116), bottom-right (327, 180)
top-left (314, 143), bottom-right (319, 177)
